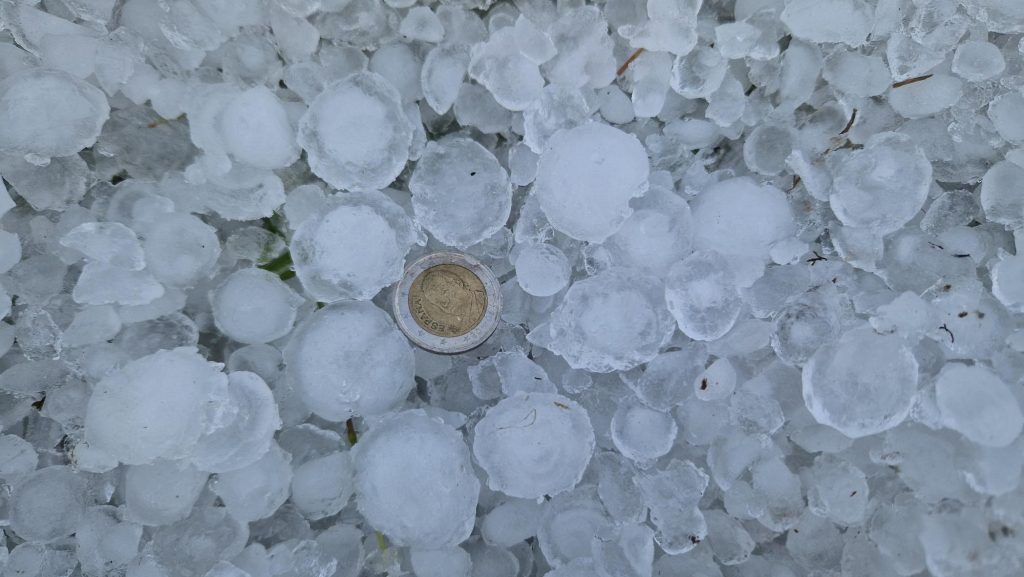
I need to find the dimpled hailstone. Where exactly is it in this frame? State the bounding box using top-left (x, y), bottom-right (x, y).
top-left (409, 137), bottom-right (512, 249)
top-left (830, 132), bottom-right (932, 235)
top-left (297, 72), bottom-right (412, 191)
top-left (0, 68), bottom-right (109, 160)
top-left (211, 268), bottom-right (304, 344)
top-left (354, 411), bottom-right (479, 548)
top-left (690, 177), bottom-right (795, 260)
top-left (473, 393), bottom-right (595, 499)
top-left (284, 301), bottom-right (414, 421)
top-left (529, 269), bottom-right (675, 373)
top-left (802, 327), bottom-right (918, 438)
top-left (291, 190), bottom-right (417, 302)
top-left (85, 347), bottom-right (227, 465)
top-left (935, 363), bottom-right (1023, 447)
top-left (533, 123), bottom-right (650, 243)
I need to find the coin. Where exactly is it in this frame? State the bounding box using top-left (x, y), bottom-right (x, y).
top-left (393, 252), bottom-right (502, 354)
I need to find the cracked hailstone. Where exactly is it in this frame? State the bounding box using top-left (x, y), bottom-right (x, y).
top-left (409, 137), bottom-right (512, 249)
top-left (290, 190), bottom-right (417, 302)
top-left (802, 327), bottom-right (919, 438)
top-left (284, 301), bottom-right (414, 421)
top-left (297, 72), bottom-right (412, 191)
top-left (529, 269), bottom-right (675, 373)
top-left (473, 393), bottom-right (595, 499)
top-left (533, 123), bottom-right (650, 243)
top-left (354, 411), bottom-right (479, 548)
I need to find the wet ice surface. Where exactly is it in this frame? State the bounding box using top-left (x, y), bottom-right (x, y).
top-left (1, 1), bottom-right (1024, 577)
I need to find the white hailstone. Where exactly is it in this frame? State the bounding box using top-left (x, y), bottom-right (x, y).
top-left (514, 243), bottom-right (571, 297)
top-left (409, 137), bottom-right (512, 249)
top-left (85, 347), bottom-right (227, 465)
top-left (533, 123), bottom-right (650, 243)
top-left (473, 393), bottom-right (595, 499)
top-left (691, 177), bottom-right (795, 261)
top-left (935, 363), bottom-right (1023, 447)
top-left (952, 40), bottom-right (1005, 81)
top-left (603, 187), bottom-right (694, 276)
top-left (830, 132), bottom-right (932, 235)
top-left (399, 6), bottom-right (444, 43)
top-left (802, 327), bottom-right (918, 438)
top-left (529, 269), bottom-right (675, 373)
top-left (124, 460), bottom-right (209, 526)
top-left (665, 250), bottom-right (743, 342)
top-left (611, 398), bottom-right (678, 462)
top-left (993, 250), bottom-right (1024, 311)
top-left (0, 68), bottom-right (109, 160)
top-left (468, 27), bottom-right (544, 111)
top-left (421, 44), bottom-right (471, 115)
top-left (73, 262), bottom-right (164, 306)
top-left (60, 222), bottom-right (145, 270)
top-left (806, 455), bottom-right (869, 526)
top-left (211, 442), bottom-right (293, 522)
top-left (10, 466), bottom-right (87, 542)
top-left (211, 268), bottom-right (303, 344)
top-left (981, 160), bottom-right (1024, 228)
top-left (191, 371), bottom-right (282, 473)
top-left (291, 190), bottom-right (417, 302)
top-left (284, 301), bottom-right (415, 421)
top-left (297, 72), bottom-right (412, 191)
top-left (0, 434), bottom-right (38, 479)
top-left (142, 213), bottom-right (221, 287)
top-left (290, 452), bottom-right (355, 520)
top-left (780, 0), bottom-right (873, 47)
top-left (354, 411), bottom-right (479, 548)
top-left (988, 91), bottom-right (1024, 145)
top-left (76, 506), bottom-right (144, 577)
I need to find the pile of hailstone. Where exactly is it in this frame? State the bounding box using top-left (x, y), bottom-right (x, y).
top-left (2, 0), bottom-right (1024, 576)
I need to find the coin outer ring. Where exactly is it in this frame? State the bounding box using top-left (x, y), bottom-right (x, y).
top-left (393, 251), bottom-right (502, 354)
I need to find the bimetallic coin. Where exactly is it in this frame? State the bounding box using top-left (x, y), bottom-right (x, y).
top-left (393, 252), bottom-right (501, 354)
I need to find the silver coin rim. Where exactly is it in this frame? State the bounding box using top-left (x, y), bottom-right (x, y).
top-left (392, 251), bottom-right (502, 354)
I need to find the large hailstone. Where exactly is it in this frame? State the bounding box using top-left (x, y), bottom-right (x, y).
top-left (354, 411), bottom-right (479, 548)
top-left (284, 301), bottom-right (415, 421)
top-left (473, 393), bottom-right (595, 499)
top-left (84, 347), bottom-right (227, 465)
top-left (291, 190), bottom-right (417, 302)
top-left (528, 269), bottom-right (675, 373)
top-left (830, 132), bottom-right (932, 235)
top-left (665, 250), bottom-right (742, 341)
top-left (190, 371), bottom-right (282, 473)
top-left (211, 269), bottom-right (304, 344)
top-left (0, 68), bottom-right (109, 160)
top-left (533, 123), bottom-right (650, 243)
top-left (691, 177), bottom-right (795, 260)
top-left (935, 363), bottom-right (1023, 447)
top-left (802, 327), bottom-right (919, 438)
top-left (409, 137), bottom-right (512, 249)
top-left (297, 72), bottom-right (412, 191)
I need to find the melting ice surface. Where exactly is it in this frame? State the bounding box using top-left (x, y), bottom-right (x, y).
top-left (0, 0), bottom-right (1023, 576)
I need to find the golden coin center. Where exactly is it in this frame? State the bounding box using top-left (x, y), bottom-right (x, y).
top-left (407, 264), bottom-right (488, 338)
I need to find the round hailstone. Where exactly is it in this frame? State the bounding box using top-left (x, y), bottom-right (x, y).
top-left (802, 328), bottom-right (919, 438)
top-left (211, 442), bottom-right (293, 522)
top-left (611, 398), bottom-right (678, 462)
top-left (211, 269), bottom-right (304, 344)
top-left (142, 213), bottom-right (221, 287)
top-left (529, 269), bottom-right (675, 373)
top-left (85, 347), bottom-right (227, 465)
top-left (409, 137), bottom-right (512, 249)
top-left (935, 363), bottom-right (1023, 447)
top-left (10, 466), bottom-right (87, 542)
top-left (514, 243), bottom-right (571, 297)
top-left (354, 410), bottom-right (479, 548)
top-left (665, 250), bottom-right (742, 342)
top-left (0, 68), bottom-right (109, 160)
top-left (533, 123), bottom-right (650, 243)
top-left (473, 393), bottom-right (595, 499)
top-left (190, 371), bottom-right (282, 473)
top-left (780, 0), bottom-right (872, 47)
top-left (217, 86), bottom-right (301, 170)
top-left (284, 301), bottom-right (414, 421)
top-left (951, 40), bottom-right (1006, 82)
top-left (830, 132), bottom-right (932, 235)
top-left (290, 190), bottom-right (417, 302)
top-left (297, 72), bottom-right (412, 191)
top-left (690, 177), bottom-right (794, 260)
top-left (981, 160), bottom-right (1024, 229)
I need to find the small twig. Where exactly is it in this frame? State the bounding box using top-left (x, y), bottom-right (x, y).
top-left (892, 74), bottom-right (933, 88)
top-left (806, 251), bottom-right (828, 266)
top-left (840, 109), bottom-right (858, 135)
top-left (786, 175), bottom-right (802, 192)
top-left (346, 418), bottom-right (358, 446)
top-left (939, 323), bottom-right (955, 343)
top-left (616, 48), bottom-right (645, 76)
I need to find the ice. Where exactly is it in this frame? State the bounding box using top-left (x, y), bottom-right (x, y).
top-left (541, 7), bottom-right (616, 89)
top-left (691, 177), bottom-right (795, 262)
top-left (952, 40), bottom-right (1005, 81)
top-left (191, 371), bottom-right (282, 473)
top-left (513, 242), bottom-right (571, 297)
top-left (60, 222), bottom-right (145, 270)
top-left (934, 363), bottom-right (1023, 447)
top-left (523, 85), bottom-right (591, 153)
top-left (290, 190), bottom-right (417, 301)
top-left (211, 442), bottom-right (292, 522)
top-left (0, 68), bottom-right (109, 161)
top-left (637, 460), bottom-right (709, 554)
top-left (604, 186), bottom-right (694, 275)
top-left (211, 269), bottom-right (303, 344)
top-left (76, 506), bottom-right (144, 577)
top-left (421, 44), bottom-right (470, 114)
top-left (410, 548), bottom-right (471, 577)
top-left (805, 455), bottom-right (868, 525)
top-left (0, 434), bottom-right (38, 478)
top-left (285, 302), bottom-right (414, 420)
top-left (802, 327), bottom-right (919, 438)
top-left (982, 160), bottom-right (1024, 228)
top-left (822, 51), bottom-right (891, 97)
top-left (619, 0), bottom-right (700, 55)
top-left (481, 499), bottom-right (543, 547)
top-left (150, 506), bottom-right (249, 577)
top-left (85, 347), bottom-right (227, 465)
top-left (142, 213), bottom-right (220, 287)
top-left (10, 465), bottom-right (87, 542)
top-left (353, 410), bottom-right (479, 548)
top-left (409, 137), bottom-right (512, 249)
top-left (669, 47), bottom-right (727, 100)
top-left (290, 452), bottom-right (354, 519)
top-left (468, 27), bottom-right (544, 111)
top-left (665, 250), bottom-right (742, 341)
top-left (611, 397), bottom-right (678, 462)
top-left (529, 269), bottom-right (675, 373)
top-left (781, 0), bottom-right (872, 47)
top-left (533, 123), bottom-right (649, 243)
top-left (538, 487), bottom-right (613, 566)
top-left (124, 460), bottom-right (209, 526)
top-left (297, 72), bottom-right (411, 191)
top-left (399, 7), bottom-right (444, 43)
top-left (473, 393), bottom-right (595, 499)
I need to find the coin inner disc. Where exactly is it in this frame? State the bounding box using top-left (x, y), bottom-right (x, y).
top-left (407, 264), bottom-right (488, 337)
